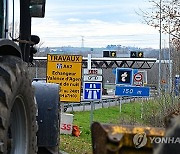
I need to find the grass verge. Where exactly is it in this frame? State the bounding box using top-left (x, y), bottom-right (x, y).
top-left (60, 101), bottom-right (143, 154)
top-left (60, 97), bottom-right (179, 154)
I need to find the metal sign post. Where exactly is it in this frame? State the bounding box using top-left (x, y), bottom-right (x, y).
top-left (90, 101), bottom-right (94, 125)
top-left (119, 98), bottom-right (122, 113)
top-left (88, 54), bottom-right (93, 126)
top-left (84, 54), bottom-right (103, 126)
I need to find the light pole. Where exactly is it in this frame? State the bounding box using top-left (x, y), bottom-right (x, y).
top-left (158, 0), bottom-right (162, 96)
top-left (168, 21), bottom-right (172, 93)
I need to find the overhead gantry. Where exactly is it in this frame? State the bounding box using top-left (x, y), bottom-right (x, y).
top-left (33, 57), bottom-right (157, 69)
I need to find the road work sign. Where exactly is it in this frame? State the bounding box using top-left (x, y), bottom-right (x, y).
top-left (46, 54), bottom-right (82, 102)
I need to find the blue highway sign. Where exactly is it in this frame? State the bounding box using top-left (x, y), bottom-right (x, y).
top-left (115, 86), bottom-right (150, 97)
top-left (83, 82), bottom-right (102, 100)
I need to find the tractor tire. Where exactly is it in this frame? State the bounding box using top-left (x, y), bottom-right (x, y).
top-left (0, 56), bottom-right (37, 154)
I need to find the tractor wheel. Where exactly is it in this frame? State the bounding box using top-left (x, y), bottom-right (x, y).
top-left (0, 56), bottom-right (37, 154)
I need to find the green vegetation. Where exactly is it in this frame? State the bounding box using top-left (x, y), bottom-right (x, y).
top-left (60, 102), bottom-right (143, 154)
top-left (60, 97), bottom-right (179, 154)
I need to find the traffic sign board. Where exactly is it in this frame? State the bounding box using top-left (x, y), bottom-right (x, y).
top-left (116, 68), bottom-right (133, 85)
top-left (84, 69), bottom-right (102, 75)
top-left (83, 82), bottom-right (102, 100)
top-left (46, 54), bottom-right (82, 102)
top-left (115, 86), bottom-right (150, 97)
top-left (134, 72), bottom-right (143, 82)
top-left (130, 51), bottom-right (137, 58)
top-left (110, 51), bottom-right (117, 57)
top-left (83, 75), bottom-right (102, 82)
top-left (137, 52), bottom-right (144, 58)
top-left (133, 72), bottom-right (143, 86)
top-left (138, 70), bottom-right (147, 85)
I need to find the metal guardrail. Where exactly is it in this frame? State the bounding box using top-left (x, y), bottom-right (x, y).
top-left (62, 96), bottom-right (137, 112)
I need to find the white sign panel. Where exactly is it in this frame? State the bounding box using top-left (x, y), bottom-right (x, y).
top-left (84, 69), bottom-right (102, 75)
top-left (139, 70), bottom-right (147, 85)
top-left (83, 75), bottom-right (102, 81)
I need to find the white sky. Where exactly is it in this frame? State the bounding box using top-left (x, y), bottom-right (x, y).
top-left (29, 0), bottom-right (168, 49)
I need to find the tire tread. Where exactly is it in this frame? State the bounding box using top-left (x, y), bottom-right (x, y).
top-left (0, 56), bottom-right (37, 154)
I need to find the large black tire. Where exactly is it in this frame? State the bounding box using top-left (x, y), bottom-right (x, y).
top-left (0, 56), bottom-right (37, 154)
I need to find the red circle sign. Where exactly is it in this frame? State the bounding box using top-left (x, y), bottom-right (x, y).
top-left (134, 73), bottom-right (143, 82)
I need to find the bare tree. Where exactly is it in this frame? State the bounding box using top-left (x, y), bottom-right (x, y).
top-left (141, 0), bottom-right (180, 38)
top-left (139, 0), bottom-right (180, 76)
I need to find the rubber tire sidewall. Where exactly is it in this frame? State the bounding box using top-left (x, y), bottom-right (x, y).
top-left (0, 56), bottom-right (37, 154)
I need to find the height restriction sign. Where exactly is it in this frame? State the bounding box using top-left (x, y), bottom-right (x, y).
top-left (46, 54), bottom-right (82, 102)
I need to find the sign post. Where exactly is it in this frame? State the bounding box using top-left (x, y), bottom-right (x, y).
top-left (46, 54), bottom-right (82, 102)
top-left (83, 55), bottom-right (103, 125)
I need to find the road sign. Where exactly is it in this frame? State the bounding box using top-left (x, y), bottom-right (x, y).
top-left (138, 70), bottom-right (147, 85)
top-left (137, 52), bottom-right (144, 58)
top-left (116, 68), bottom-right (133, 85)
top-left (103, 51), bottom-right (110, 57)
top-left (46, 54), bottom-right (82, 102)
top-left (130, 51), bottom-right (144, 58)
top-left (133, 72), bottom-right (143, 86)
top-left (84, 69), bottom-right (102, 75)
top-left (134, 72), bottom-right (143, 81)
top-left (110, 51), bottom-right (117, 57)
top-left (83, 75), bottom-right (102, 82)
top-left (130, 51), bottom-right (137, 58)
top-left (83, 82), bottom-right (102, 100)
top-left (103, 50), bottom-right (117, 57)
top-left (115, 86), bottom-right (150, 97)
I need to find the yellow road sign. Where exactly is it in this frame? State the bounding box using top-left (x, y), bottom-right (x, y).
top-left (46, 54), bottom-right (82, 102)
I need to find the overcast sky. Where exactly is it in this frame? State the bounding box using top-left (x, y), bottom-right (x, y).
top-left (31, 0), bottom-right (168, 49)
